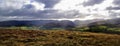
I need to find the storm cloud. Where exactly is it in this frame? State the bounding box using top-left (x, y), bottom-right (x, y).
top-left (0, 0), bottom-right (120, 21)
top-left (113, 0), bottom-right (120, 5)
top-left (106, 6), bottom-right (120, 10)
top-left (34, 0), bottom-right (60, 8)
top-left (83, 0), bottom-right (104, 6)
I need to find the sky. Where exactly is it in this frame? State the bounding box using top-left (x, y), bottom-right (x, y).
top-left (0, 0), bottom-right (120, 21)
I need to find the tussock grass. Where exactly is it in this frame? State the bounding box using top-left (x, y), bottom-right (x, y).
top-left (0, 29), bottom-right (120, 46)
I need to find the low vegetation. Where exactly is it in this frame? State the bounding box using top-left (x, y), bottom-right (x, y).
top-left (0, 29), bottom-right (120, 46)
top-left (1, 25), bottom-right (120, 34)
top-left (70, 25), bottom-right (120, 34)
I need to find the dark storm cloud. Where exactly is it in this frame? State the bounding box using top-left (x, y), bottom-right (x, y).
top-left (22, 4), bottom-right (35, 9)
top-left (1, 8), bottom-right (59, 19)
top-left (34, 0), bottom-right (60, 8)
top-left (0, 0), bottom-right (119, 21)
top-left (0, 8), bottom-right (16, 16)
top-left (83, 0), bottom-right (104, 6)
top-left (109, 11), bottom-right (120, 18)
top-left (106, 6), bottom-right (120, 10)
top-left (113, 0), bottom-right (120, 5)
top-left (106, 0), bottom-right (120, 18)
top-left (1, 8), bottom-right (86, 19)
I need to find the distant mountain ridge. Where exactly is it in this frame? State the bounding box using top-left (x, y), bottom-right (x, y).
top-left (88, 18), bottom-right (120, 27)
top-left (0, 20), bottom-right (75, 29)
top-left (0, 18), bottom-right (119, 28)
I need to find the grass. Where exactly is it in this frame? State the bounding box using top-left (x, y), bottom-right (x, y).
top-left (0, 29), bottom-right (120, 46)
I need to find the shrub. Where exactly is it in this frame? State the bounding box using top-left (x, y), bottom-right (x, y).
top-left (70, 27), bottom-right (89, 32)
top-left (20, 26), bottom-right (29, 30)
top-left (108, 28), bottom-right (120, 32)
top-left (89, 26), bottom-right (108, 32)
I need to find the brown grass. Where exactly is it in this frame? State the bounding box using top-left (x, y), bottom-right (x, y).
top-left (0, 29), bottom-right (120, 46)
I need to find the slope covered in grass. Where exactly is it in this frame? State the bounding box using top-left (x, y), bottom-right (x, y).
top-left (0, 29), bottom-right (120, 46)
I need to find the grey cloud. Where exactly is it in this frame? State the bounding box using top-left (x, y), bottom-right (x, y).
top-left (34, 0), bottom-right (60, 8)
top-left (0, 0), bottom-right (119, 21)
top-left (107, 0), bottom-right (120, 18)
top-left (22, 4), bottom-right (35, 9)
top-left (83, 0), bottom-right (104, 6)
top-left (0, 7), bottom-right (87, 20)
top-left (0, 0), bottom-right (26, 9)
top-left (106, 6), bottom-right (120, 10)
top-left (0, 8), bottom-right (59, 19)
top-left (0, 0), bottom-right (102, 20)
top-left (109, 11), bottom-right (120, 18)
top-left (113, 0), bottom-right (120, 5)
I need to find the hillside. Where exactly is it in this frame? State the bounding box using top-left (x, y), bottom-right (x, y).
top-left (0, 20), bottom-right (75, 27)
top-left (88, 18), bottom-right (120, 27)
top-left (0, 29), bottom-right (120, 46)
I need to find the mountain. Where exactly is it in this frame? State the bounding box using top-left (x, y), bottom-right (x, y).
top-left (88, 18), bottom-right (120, 27)
top-left (0, 18), bottom-right (119, 29)
top-left (0, 20), bottom-right (57, 27)
top-left (42, 20), bottom-right (75, 29)
top-left (0, 20), bottom-right (75, 29)
top-left (74, 19), bottom-right (103, 27)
